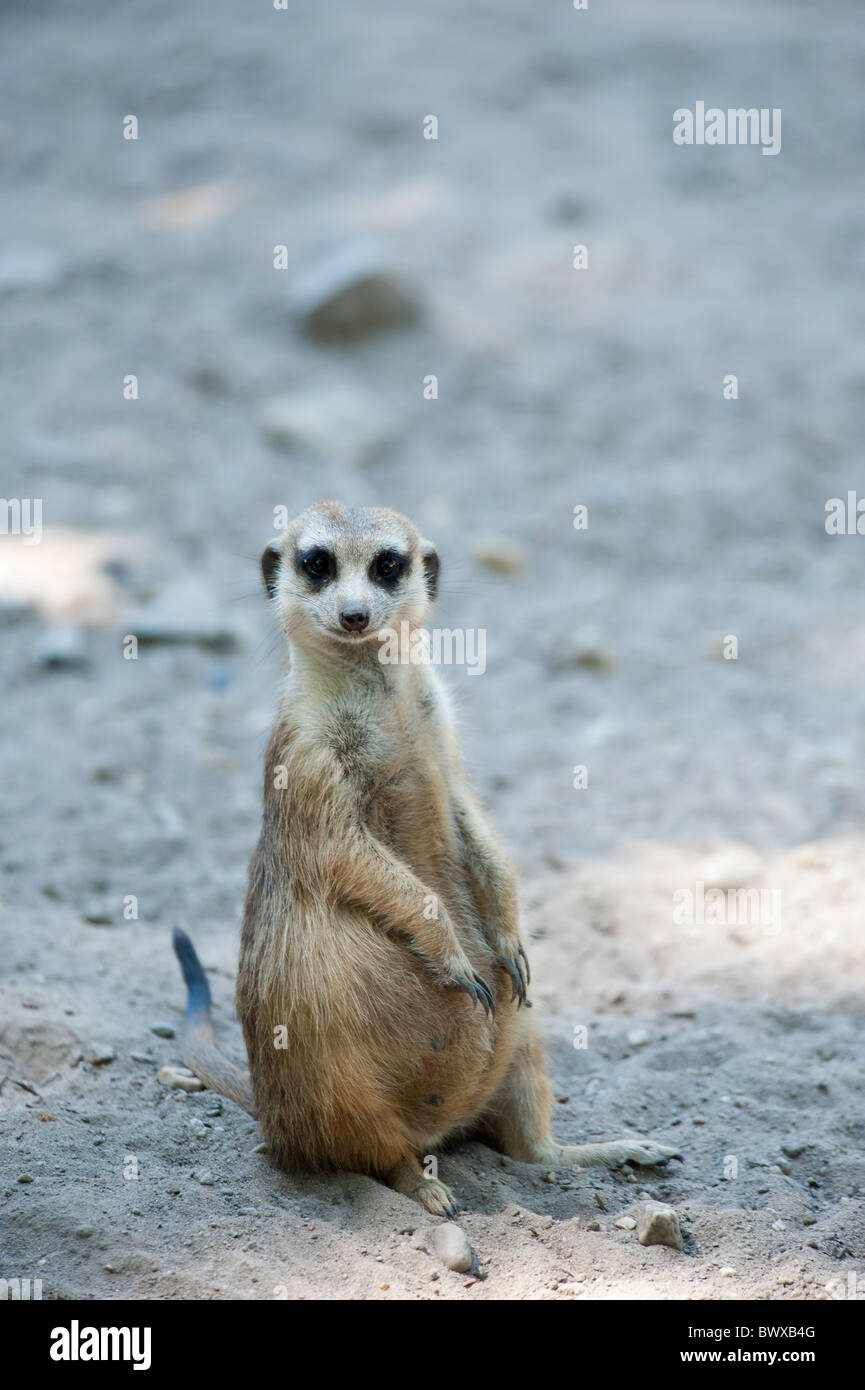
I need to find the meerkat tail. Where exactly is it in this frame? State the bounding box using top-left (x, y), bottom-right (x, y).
top-left (171, 927), bottom-right (257, 1117)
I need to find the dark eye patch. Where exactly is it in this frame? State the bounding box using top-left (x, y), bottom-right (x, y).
top-left (370, 549), bottom-right (408, 588)
top-left (296, 546), bottom-right (335, 588)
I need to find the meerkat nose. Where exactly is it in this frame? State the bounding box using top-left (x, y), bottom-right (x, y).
top-left (339, 608), bottom-right (370, 633)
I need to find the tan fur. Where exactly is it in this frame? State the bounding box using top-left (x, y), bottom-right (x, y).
top-left (221, 500), bottom-right (681, 1215)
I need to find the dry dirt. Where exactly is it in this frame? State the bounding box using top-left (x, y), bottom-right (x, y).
top-left (1, 0), bottom-right (864, 1300)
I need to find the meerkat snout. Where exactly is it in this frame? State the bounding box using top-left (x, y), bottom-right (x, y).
top-left (339, 607), bottom-right (370, 633)
top-left (260, 498), bottom-right (439, 652)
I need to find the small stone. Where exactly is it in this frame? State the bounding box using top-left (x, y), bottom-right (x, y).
top-left (150, 1023), bottom-right (176, 1039)
top-left (626, 1028), bottom-right (651, 1049)
top-left (252, 1142), bottom-right (270, 1154)
top-left (73, 1226), bottom-right (93, 1238)
top-left (157, 1065), bottom-right (204, 1093)
top-left (473, 537), bottom-right (528, 576)
top-left (635, 1201), bottom-right (683, 1251)
top-left (89, 1042), bottom-right (115, 1066)
top-left (719, 1266), bottom-right (736, 1277)
top-left (585, 1220), bottom-right (601, 1231)
top-left (129, 1052), bottom-right (156, 1065)
top-left (431, 1222), bottom-right (474, 1273)
top-left (614, 1216), bottom-right (637, 1230)
top-left (771, 1219), bottom-right (786, 1231)
top-left (781, 1141), bottom-right (806, 1159)
top-left (795, 846), bottom-right (821, 869)
top-left (195, 1169), bottom-right (214, 1186)
top-left (17, 1174), bottom-right (35, 1184)
top-left (776, 1160), bottom-right (792, 1175)
top-left (187, 1118), bottom-right (208, 1139)
top-left (204, 1099), bottom-right (223, 1117)
top-left (292, 241), bottom-right (419, 341)
top-left (34, 624), bottom-right (88, 669)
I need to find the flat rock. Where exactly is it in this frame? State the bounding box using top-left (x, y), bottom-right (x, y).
top-left (89, 1042), bottom-right (115, 1066)
top-left (126, 582), bottom-right (237, 649)
top-left (431, 1222), bottom-right (474, 1273)
top-left (259, 386), bottom-right (396, 466)
top-left (150, 1022), bottom-right (176, 1039)
top-left (635, 1201), bottom-right (683, 1250)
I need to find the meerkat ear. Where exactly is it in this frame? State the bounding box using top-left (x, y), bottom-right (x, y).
top-left (260, 541), bottom-right (282, 599)
top-left (420, 539), bottom-right (439, 600)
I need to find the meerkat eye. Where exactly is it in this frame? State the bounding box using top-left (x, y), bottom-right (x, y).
top-left (298, 547), bottom-right (334, 584)
top-left (371, 550), bottom-right (406, 586)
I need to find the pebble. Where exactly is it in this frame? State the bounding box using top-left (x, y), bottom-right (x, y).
top-left (626, 1028), bottom-right (651, 1048)
top-left (782, 1141), bottom-right (806, 1158)
top-left (697, 846), bottom-right (763, 890)
top-left (473, 537), bottom-right (528, 575)
top-left (292, 241), bottom-right (418, 340)
top-left (719, 1266), bottom-right (736, 1277)
top-left (614, 1216), bottom-right (637, 1230)
top-left (635, 1202), bottom-right (683, 1251)
top-left (89, 1042), bottom-right (115, 1066)
top-left (431, 1222), bottom-right (474, 1273)
top-left (34, 625), bottom-right (88, 669)
top-left (259, 386), bottom-right (396, 467)
top-left (129, 1052), bottom-right (155, 1065)
top-left (17, 1174), bottom-right (34, 1184)
top-left (585, 1220), bottom-right (601, 1231)
top-left (0, 248), bottom-right (65, 292)
top-left (157, 1065), bottom-right (204, 1093)
top-left (150, 1023), bottom-right (176, 1039)
top-left (194, 1169), bottom-right (214, 1186)
top-left (187, 1118), bottom-right (208, 1139)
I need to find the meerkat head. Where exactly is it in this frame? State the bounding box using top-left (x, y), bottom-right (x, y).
top-left (260, 499), bottom-right (439, 655)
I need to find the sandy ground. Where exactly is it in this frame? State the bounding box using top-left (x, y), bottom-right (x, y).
top-left (1, 0), bottom-right (864, 1300)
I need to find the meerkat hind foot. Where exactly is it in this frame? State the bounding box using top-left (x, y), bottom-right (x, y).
top-left (540, 1138), bottom-right (683, 1169)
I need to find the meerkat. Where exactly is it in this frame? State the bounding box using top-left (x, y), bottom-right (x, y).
top-left (173, 499), bottom-right (681, 1216)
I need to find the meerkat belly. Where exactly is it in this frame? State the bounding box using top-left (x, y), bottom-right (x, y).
top-left (249, 901), bottom-right (506, 1167)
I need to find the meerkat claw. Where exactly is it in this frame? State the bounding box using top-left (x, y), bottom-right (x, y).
top-left (517, 944), bottom-right (531, 986)
top-left (497, 955), bottom-right (527, 1006)
top-left (451, 971), bottom-right (495, 1015)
